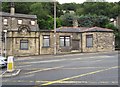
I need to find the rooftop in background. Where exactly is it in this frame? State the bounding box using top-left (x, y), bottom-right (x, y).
top-left (0, 12), bottom-right (37, 19)
top-left (56, 26), bottom-right (113, 33)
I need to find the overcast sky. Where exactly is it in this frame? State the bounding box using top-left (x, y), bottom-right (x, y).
top-left (57, 0), bottom-right (119, 4)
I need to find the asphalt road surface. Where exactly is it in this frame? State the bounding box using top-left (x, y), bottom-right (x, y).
top-left (1, 51), bottom-right (119, 87)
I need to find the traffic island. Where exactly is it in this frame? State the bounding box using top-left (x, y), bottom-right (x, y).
top-left (2, 69), bottom-right (21, 78)
top-left (2, 56), bottom-right (21, 78)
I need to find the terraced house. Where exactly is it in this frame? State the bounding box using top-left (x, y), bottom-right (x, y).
top-left (0, 5), bottom-right (115, 56)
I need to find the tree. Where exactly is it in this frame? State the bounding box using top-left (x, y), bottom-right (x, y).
top-left (2, 2), bottom-right (120, 29)
top-left (60, 13), bottom-right (77, 27)
top-left (30, 3), bottom-right (54, 29)
top-left (78, 15), bottom-right (109, 27)
top-left (61, 3), bottom-right (78, 11)
top-left (85, 0), bottom-right (106, 2)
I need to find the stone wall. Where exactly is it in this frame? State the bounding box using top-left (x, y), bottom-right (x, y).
top-left (82, 32), bottom-right (97, 52)
top-left (7, 31), bottom-right (39, 56)
top-left (40, 32), bottom-right (54, 55)
top-left (6, 31), bottom-right (115, 56)
top-left (2, 16), bottom-right (38, 31)
top-left (56, 32), bottom-right (72, 52)
top-left (82, 32), bottom-right (115, 53)
top-left (96, 32), bottom-right (115, 52)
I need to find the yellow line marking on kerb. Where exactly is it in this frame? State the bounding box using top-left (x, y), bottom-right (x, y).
top-left (42, 66), bottom-right (118, 86)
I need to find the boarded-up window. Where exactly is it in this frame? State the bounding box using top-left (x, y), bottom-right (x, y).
top-left (86, 35), bottom-right (93, 47)
top-left (43, 35), bottom-right (50, 47)
top-left (20, 40), bottom-right (28, 50)
top-left (60, 36), bottom-right (70, 47)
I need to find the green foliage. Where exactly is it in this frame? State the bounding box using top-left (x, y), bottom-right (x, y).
top-left (105, 23), bottom-right (117, 30)
top-left (76, 2), bottom-right (120, 18)
top-left (61, 3), bottom-right (78, 11)
top-left (15, 2), bottom-right (33, 14)
top-left (78, 15), bottom-right (109, 27)
top-left (2, 2), bottom-right (120, 29)
top-left (60, 13), bottom-right (77, 27)
top-left (2, 2), bottom-right (10, 12)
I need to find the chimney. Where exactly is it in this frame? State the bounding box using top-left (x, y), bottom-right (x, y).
top-left (73, 19), bottom-right (78, 27)
top-left (10, 2), bottom-right (15, 15)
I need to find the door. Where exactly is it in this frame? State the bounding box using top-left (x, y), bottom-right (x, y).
top-left (72, 40), bottom-right (80, 50)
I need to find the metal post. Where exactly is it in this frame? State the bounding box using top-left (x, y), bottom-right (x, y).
top-left (0, 7), bottom-right (2, 56)
top-left (54, 2), bottom-right (57, 55)
top-left (3, 30), bottom-right (7, 58)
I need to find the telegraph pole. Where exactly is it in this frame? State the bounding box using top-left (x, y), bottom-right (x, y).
top-left (0, 2), bottom-right (2, 56)
top-left (3, 30), bottom-right (7, 58)
top-left (54, 1), bottom-right (57, 55)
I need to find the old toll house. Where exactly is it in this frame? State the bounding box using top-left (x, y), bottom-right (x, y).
top-left (0, 4), bottom-right (115, 56)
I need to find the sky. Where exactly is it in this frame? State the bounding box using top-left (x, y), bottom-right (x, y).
top-left (57, 0), bottom-right (119, 4)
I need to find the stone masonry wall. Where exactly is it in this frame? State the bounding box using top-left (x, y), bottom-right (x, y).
top-left (96, 32), bottom-right (115, 52)
top-left (2, 16), bottom-right (37, 31)
top-left (82, 32), bottom-right (97, 52)
top-left (82, 32), bottom-right (115, 53)
top-left (40, 32), bottom-right (54, 55)
top-left (7, 31), bottom-right (39, 56)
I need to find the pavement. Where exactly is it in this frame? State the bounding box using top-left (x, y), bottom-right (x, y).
top-left (1, 51), bottom-right (119, 87)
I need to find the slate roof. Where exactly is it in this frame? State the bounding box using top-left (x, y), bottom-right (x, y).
top-left (56, 27), bottom-right (113, 33)
top-left (83, 27), bottom-right (113, 32)
top-left (0, 12), bottom-right (37, 19)
top-left (56, 27), bottom-right (87, 33)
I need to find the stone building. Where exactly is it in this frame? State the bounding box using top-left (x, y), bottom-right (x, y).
top-left (0, 6), bottom-right (115, 56)
top-left (116, 15), bottom-right (120, 30)
top-left (56, 27), bottom-right (115, 53)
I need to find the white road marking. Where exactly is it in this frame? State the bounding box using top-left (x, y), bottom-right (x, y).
top-left (18, 74), bottom-right (34, 79)
top-left (41, 66), bottom-right (118, 86)
top-left (17, 65), bottom-right (32, 68)
top-left (2, 80), bottom-right (118, 84)
top-left (19, 55), bottom-right (114, 65)
top-left (15, 57), bottom-right (32, 61)
top-left (61, 66), bottom-right (113, 69)
top-left (24, 66), bottom-right (64, 75)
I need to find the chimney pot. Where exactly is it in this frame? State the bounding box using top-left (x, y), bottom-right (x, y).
top-left (10, 2), bottom-right (15, 15)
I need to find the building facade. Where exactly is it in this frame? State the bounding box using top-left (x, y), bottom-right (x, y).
top-left (0, 11), bottom-right (115, 56)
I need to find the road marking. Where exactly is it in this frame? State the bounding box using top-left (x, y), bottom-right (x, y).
top-left (24, 66), bottom-right (63, 75)
top-left (41, 66), bottom-right (118, 86)
top-left (15, 57), bottom-right (32, 61)
top-left (15, 66), bottom-right (107, 71)
top-left (61, 66), bottom-right (113, 69)
top-left (17, 65), bottom-right (31, 68)
top-left (2, 80), bottom-right (118, 84)
top-left (19, 59), bottom-right (67, 64)
top-left (17, 55), bottom-right (114, 65)
top-left (55, 54), bottom-right (84, 58)
top-left (18, 74), bottom-right (34, 79)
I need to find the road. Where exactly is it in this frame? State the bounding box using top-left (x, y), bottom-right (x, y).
top-left (1, 51), bottom-right (119, 87)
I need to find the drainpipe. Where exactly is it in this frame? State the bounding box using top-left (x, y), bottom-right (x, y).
top-left (0, 10), bottom-right (2, 56)
top-left (38, 31), bottom-right (40, 55)
top-left (81, 33), bottom-right (83, 53)
top-left (96, 33), bottom-right (98, 52)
